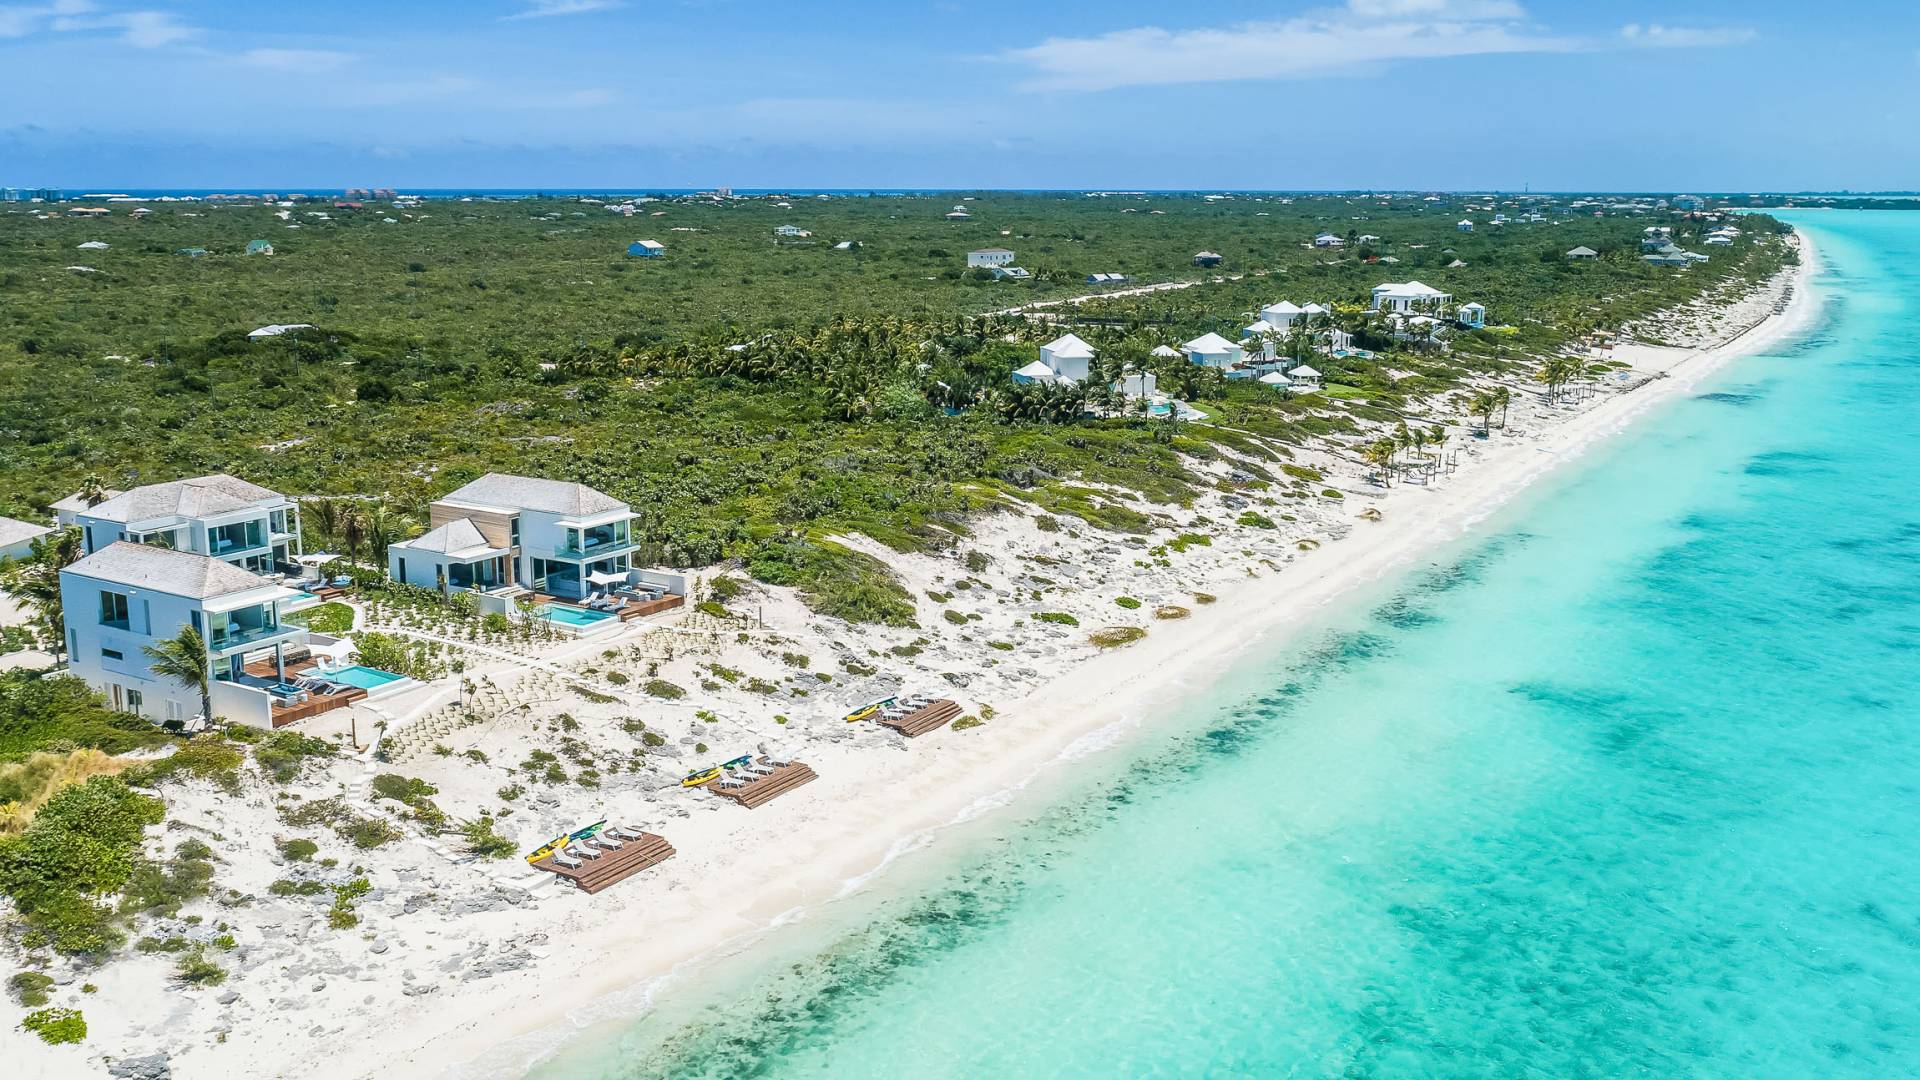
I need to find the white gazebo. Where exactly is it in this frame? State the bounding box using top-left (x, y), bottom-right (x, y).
top-left (1286, 364), bottom-right (1324, 390)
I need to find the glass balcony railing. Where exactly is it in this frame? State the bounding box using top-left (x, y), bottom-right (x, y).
top-left (207, 623), bottom-right (297, 652)
top-left (556, 535), bottom-right (635, 559)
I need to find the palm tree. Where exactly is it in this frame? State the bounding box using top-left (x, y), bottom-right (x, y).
top-left (1492, 386), bottom-right (1512, 428)
top-left (362, 503), bottom-right (407, 568)
top-left (1363, 438), bottom-right (1398, 487)
top-left (308, 499), bottom-right (342, 549)
top-left (78, 473), bottom-right (108, 507)
top-left (341, 507), bottom-right (366, 569)
top-left (143, 625), bottom-right (212, 723)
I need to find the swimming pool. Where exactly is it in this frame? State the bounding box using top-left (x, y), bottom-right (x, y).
top-left (319, 664), bottom-right (407, 691)
top-left (536, 603), bottom-right (615, 628)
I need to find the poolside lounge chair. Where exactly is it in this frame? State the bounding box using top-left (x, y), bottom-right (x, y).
top-left (591, 833), bottom-right (624, 851)
top-left (608, 825), bottom-right (644, 841)
top-left (570, 842), bottom-right (603, 861)
top-left (551, 848), bottom-right (582, 869)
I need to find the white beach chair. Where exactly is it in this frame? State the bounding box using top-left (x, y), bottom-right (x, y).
top-left (550, 848), bottom-right (581, 869)
top-left (570, 842), bottom-right (603, 861)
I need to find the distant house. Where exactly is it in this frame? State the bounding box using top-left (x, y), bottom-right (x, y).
top-left (0, 515), bottom-right (53, 562)
top-left (991, 266), bottom-right (1031, 281)
top-left (1037, 333), bottom-right (1095, 382)
top-left (1193, 251), bottom-right (1223, 267)
top-left (1673, 194), bottom-right (1707, 211)
top-left (1085, 272), bottom-right (1128, 285)
top-left (177, 247), bottom-right (208, 257)
top-left (1446, 259), bottom-right (1467, 269)
top-left (1370, 280), bottom-right (1451, 314)
top-left (833, 240), bottom-right (858, 251)
top-left (1011, 360), bottom-right (1058, 385)
top-left (967, 247), bottom-right (1015, 269)
top-left (52, 488), bottom-right (122, 529)
top-left (627, 240), bottom-right (665, 257)
top-left (945, 210), bottom-right (971, 220)
top-left (1114, 367), bottom-right (1157, 400)
top-left (1182, 332), bottom-right (1243, 369)
top-left (1565, 246), bottom-right (1599, 260)
top-left (77, 240), bottom-right (109, 250)
top-left (1456, 302), bottom-right (1487, 330)
top-left (1313, 232), bottom-right (1345, 248)
top-left (1259, 300), bottom-right (1304, 331)
top-left (246, 240), bottom-right (273, 256)
top-left (248, 324), bottom-right (314, 341)
top-left (773, 225), bottom-right (811, 238)
top-left (1456, 220), bottom-right (1474, 232)
top-left (1286, 365), bottom-right (1324, 390)
top-left (67, 207), bottom-right (110, 218)
top-left (1642, 251), bottom-right (1691, 267)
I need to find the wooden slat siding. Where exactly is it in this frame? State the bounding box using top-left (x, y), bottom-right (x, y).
top-left (879, 700), bottom-right (962, 738)
top-left (619, 594), bottom-right (684, 621)
top-left (707, 761), bottom-right (818, 809)
top-left (529, 832), bottom-right (676, 894)
top-left (269, 688), bottom-right (366, 727)
top-left (427, 502), bottom-right (518, 551)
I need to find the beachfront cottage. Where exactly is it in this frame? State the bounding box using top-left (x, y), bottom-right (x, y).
top-left (1370, 281), bottom-right (1452, 314)
top-left (991, 266), bottom-right (1031, 281)
top-left (1313, 232), bottom-right (1345, 248)
top-left (773, 225), bottom-right (811, 238)
top-left (72, 474), bottom-right (304, 576)
top-left (1182, 332), bottom-right (1244, 369)
top-left (0, 515), bottom-right (53, 562)
top-left (248, 323), bottom-right (314, 340)
top-left (1456, 302), bottom-right (1487, 329)
top-left (1565, 246), bottom-right (1599, 260)
top-left (967, 247), bottom-right (1015, 268)
top-left (627, 239), bottom-right (665, 257)
top-left (387, 473), bottom-right (651, 604)
top-left (60, 543), bottom-right (310, 727)
top-left (1259, 300), bottom-right (1304, 331)
top-left (1287, 365), bottom-right (1324, 390)
top-left (246, 240), bottom-right (273, 256)
top-left (1193, 251), bottom-right (1224, 267)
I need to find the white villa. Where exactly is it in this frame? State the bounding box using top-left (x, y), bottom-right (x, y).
top-left (60, 542), bottom-right (311, 727)
top-left (1370, 281), bottom-right (1452, 314)
top-left (1259, 301), bottom-right (1304, 330)
top-left (72, 475), bottom-right (303, 576)
top-left (387, 473), bottom-right (658, 604)
top-left (1313, 232), bottom-right (1345, 248)
top-left (1114, 367), bottom-right (1157, 399)
top-left (774, 225), bottom-right (811, 238)
top-left (1457, 220), bottom-right (1474, 232)
top-left (967, 247), bottom-right (1015, 268)
top-left (1182, 332), bottom-right (1244, 369)
top-left (0, 515), bottom-right (52, 561)
top-left (1038, 333), bottom-right (1094, 382)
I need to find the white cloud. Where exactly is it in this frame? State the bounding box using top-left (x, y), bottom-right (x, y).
top-left (1619, 24), bottom-right (1757, 49)
top-left (239, 48), bottom-right (357, 74)
top-left (504, 0), bottom-right (621, 19)
top-left (1003, 1), bottom-right (1576, 92)
top-left (1, 1), bottom-right (197, 47)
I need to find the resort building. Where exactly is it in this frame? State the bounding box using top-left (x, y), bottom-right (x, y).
top-left (1312, 232), bottom-right (1345, 247)
top-left (1193, 251), bottom-right (1224, 267)
top-left (1037, 333), bottom-right (1095, 382)
top-left (1114, 368), bottom-right (1157, 399)
top-left (1456, 220), bottom-right (1474, 232)
top-left (387, 473), bottom-right (643, 603)
top-left (60, 542), bottom-right (310, 727)
top-left (773, 225), bottom-right (811, 238)
top-left (967, 247), bottom-right (1015, 268)
top-left (1182, 332), bottom-right (1244, 369)
top-left (0, 515), bottom-right (52, 561)
top-left (1259, 301), bottom-right (1304, 331)
top-left (1370, 281), bottom-right (1452, 314)
top-left (72, 475), bottom-right (303, 576)
top-left (1565, 246), bottom-right (1599, 260)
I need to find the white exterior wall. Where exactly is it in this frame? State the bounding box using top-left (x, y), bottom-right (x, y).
top-left (966, 250), bottom-right (1014, 268)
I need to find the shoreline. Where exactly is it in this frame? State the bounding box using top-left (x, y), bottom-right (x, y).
top-left (407, 238), bottom-right (1824, 1078)
top-left (12, 235), bottom-right (1820, 1080)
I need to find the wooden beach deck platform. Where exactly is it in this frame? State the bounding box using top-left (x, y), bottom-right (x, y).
top-left (529, 831), bottom-right (676, 894)
top-left (879, 699), bottom-right (961, 738)
top-left (707, 759), bottom-right (818, 809)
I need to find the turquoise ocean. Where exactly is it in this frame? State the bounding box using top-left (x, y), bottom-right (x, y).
top-left (524, 210), bottom-right (1920, 1078)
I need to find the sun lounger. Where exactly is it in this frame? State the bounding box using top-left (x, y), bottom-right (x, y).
top-left (592, 834), bottom-right (624, 851)
top-left (551, 848), bottom-right (581, 868)
top-left (570, 842), bottom-right (603, 861)
top-left (609, 825), bottom-right (644, 841)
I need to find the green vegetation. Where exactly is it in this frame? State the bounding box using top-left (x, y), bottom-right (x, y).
top-left (951, 716), bottom-right (983, 732)
top-left (1090, 626), bottom-right (1148, 648)
top-left (21, 1006), bottom-right (86, 1044)
top-left (287, 602), bottom-right (355, 634)
top-left (253, 731), bottom-right (335, 783)
top-left (458, 815), bottom-right (516, 859)
top-left (1114, 596), bottom-right (1142, 610)
top-left (0, 672), bottom-right (168, 761)
top-left (1236, 511), bottom-right (1277, 529)
top-left (277, 837), bottom-right (319, 862)
top-left (1034, 612), bottom-right (1079, 627)
top-left (0, 195), bottom-right (1790, 632)
top-left (642, 678), bottom-right (685, 700)
top-left (8, 970), bottom-right (54, 1006)
top-left (0, 777), bottom-right (165, 954)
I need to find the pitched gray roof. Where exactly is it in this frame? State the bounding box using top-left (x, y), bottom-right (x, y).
top-left (82, 474), bottom-right (280, 524)
top-left (439, 473), bottom-right (626, 517)
top-left (51, 490), bottom-right (123, 514)
top-left (65, 541), bottom-right (273, 599)
top-left (0, 515), bottom-right (52, 549)
top-left (398, 518), bottom-right (497, 556)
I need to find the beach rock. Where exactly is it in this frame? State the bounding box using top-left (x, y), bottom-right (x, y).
top-left (370, 941), bottom-right (389, 954)
top-left (217, 990), bottom-right (239, 1005)
top-left (107, 1052), bottom-right (172, 1080)
top-left (403, 983), bottom-right (439, 997)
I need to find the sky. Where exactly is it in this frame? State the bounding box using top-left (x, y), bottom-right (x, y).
top-left (1, 0), bottom-right (1916, 190)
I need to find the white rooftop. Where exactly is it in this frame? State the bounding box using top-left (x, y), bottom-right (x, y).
top-left (82, 475), bottom-right (281, 524)
top-left (66, 541), bottom-right (274, 599)
top-left (0, 515), bottom-right (53, 549)
top-left (1183, 332), bottom-right (1238, 353)
top-left (1042, 333), bottom-right (1096, 357)
top-left (440, 473), bottom-right (627, 517)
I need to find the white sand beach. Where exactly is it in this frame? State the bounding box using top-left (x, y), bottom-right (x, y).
top-left (10, 236), bottom-right (1820, 1080)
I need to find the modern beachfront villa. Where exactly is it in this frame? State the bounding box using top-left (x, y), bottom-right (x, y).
top-left (70, 473), bottom-right (304, 575)
top-left (387, 472), bottom-right (679, 610)
top-left (59, 541), bottom-right (316, 727)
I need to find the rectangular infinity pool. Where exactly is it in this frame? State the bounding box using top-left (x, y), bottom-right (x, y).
top-left (320, 665), bottom-right (406, 691)
top-left (536, 603), bottom-right (615, 627)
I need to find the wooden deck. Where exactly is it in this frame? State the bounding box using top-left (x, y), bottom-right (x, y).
top-left (707, 759), bottom-right (818, 809)
top-left (239, 655), bottom-right (367, 728)
top-left (529, 831), bottom-right (676, 894)
top-left (533, 592), bottom-right (684, 623)
top-left (879, 699), bottom-right (962, 738)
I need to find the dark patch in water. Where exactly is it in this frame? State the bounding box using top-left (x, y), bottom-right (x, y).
top-left (1696, 391), bottom-right (1761, 405)
top-left (1372, 595), bottom-right (1441, 630)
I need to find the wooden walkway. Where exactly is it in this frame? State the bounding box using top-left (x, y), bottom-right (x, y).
top-left (880, 699), bottom-right (962, 738)
top-left (707, 760), bottom-right (818, 809)
top-left (529, 831), bottom-right (676, 894)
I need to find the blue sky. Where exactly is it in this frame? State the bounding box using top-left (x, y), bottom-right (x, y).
top-left (1, 0), bottom-right (1915, 190)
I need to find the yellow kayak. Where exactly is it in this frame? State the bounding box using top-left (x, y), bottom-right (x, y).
top-left (844, 697), bottom-right (895, 723)
top-left (525, 835), bottom-right (569, 864)
top-left (681, 766), bottom-right (723, 787)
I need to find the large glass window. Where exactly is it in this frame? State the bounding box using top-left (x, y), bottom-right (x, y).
top-left (99, 590), bottom-right (130, 629)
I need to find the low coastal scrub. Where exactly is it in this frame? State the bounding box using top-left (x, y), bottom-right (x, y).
top-left (126, 736), bottom-right (244, 793)
top-left (0, 777), bottom-right (164, 954)
top-left (643, 678), bottom-right (686, 700)
top-left (1114, 596), bottom-right (1142, 610)
top-left (0, 750), bottom-right (130, 834)
top-left (253, 731), bottom-right (335, 784)
top-left (1236, 511), bottom-right (1278, 529)
top-left (1034, 612), bottom-right (1080, 627)
top-left (1090, 627), bottom-right (1148, 649)
top-left (951, 716), bottom-right (983, 732)
top-left (459, 815), bottom-right (516, 860)
top-left (8, 970), bottom-right (54, 1006)
top-left (21, 1006), bottom-right (86, 1045)
top-left (288, 602), bottom-right (354, 634)
top-left (0, 672), bottom-right (168, 760)
top-left (748, 539), bottom-right (917, 627)
top-left (1154, 605), bottom-right (1191, 620)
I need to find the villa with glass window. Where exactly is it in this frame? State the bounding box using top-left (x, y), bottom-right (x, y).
top-left (70, 474), bottom-right (303, 575)
top-left (387, 473), bottom-right (639, 602)
top-left (60, 542), bottom-right (310, 727)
